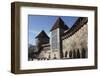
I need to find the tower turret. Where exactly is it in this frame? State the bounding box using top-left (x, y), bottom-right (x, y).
top-left (35, 30), bottom-right (50, 52)
top-left (50, 17), bottom-right (69, 59)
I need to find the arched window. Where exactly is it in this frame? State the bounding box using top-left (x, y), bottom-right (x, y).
top-left (82, 48), bottom-right (86, 58)
top-left (69, 50), bottom-right (72, 58)
top-left (76, 49), bottom-right (80, 58)
top-left (65, 51), bottom-right (68, 58)
top-left (73, 49), bottom-right (76, 58)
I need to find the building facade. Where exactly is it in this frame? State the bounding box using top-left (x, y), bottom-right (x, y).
top-left (29, 17), bottom-right (88, 60)
top-left (62, 17), bottom-right (88, 59)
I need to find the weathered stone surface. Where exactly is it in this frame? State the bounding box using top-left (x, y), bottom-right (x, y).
top-left (62, 23), bottom-right (88, 58)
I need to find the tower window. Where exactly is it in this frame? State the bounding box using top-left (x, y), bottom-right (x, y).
top-left (51, 30), bottom-right (59, 50)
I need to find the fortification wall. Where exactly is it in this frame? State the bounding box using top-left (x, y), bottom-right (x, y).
top-left (62, 23), bottom-right (88, 58)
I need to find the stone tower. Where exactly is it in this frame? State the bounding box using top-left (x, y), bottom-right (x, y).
top-left (50, 17), bottom-right (69, 59)
top-left (35, 30), bottom-right (50, 52)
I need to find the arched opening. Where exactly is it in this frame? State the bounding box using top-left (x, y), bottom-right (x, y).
top-left (73, 49), bottom-right (76, 58)
top-left (65, 51), bottom-right (68, 58)
top-left (69, 50), bottom-right (72, 58)
top-left (82, 48), bottom-right (86, 58)
top-left (76, 49), bottom-right (80, 58)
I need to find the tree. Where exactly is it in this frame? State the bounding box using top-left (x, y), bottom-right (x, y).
top-left (28, 45), bottom-right (36, 60)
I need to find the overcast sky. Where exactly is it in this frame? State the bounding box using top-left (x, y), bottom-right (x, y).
top-left (28, 15), bottom-right (79, 45)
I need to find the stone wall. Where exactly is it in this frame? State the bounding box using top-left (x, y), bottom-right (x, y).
top-left (31, 17), bottom-right (88, 60)
top-left (38, 44), bottom-right (51, 60)
top-left (62, 23), bottom-right (88, 59)
top-left (38, 50), bottom-right (51, 60)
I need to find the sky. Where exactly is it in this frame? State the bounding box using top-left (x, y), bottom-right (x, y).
top-left (28, 15), bottom-right (79, 45)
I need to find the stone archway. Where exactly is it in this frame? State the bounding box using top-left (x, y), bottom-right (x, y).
top-left (65, 51), bottom-right (68, 58)
top-left (69, 50), bottom-right (72, 58)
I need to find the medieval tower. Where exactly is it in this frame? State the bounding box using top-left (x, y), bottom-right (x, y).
top-left (35, 30), bottom-right (50, 52)
top-left (28, 17), bottom-right (88, 60)
top-left (50, 17), bottom-right (69, 59)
